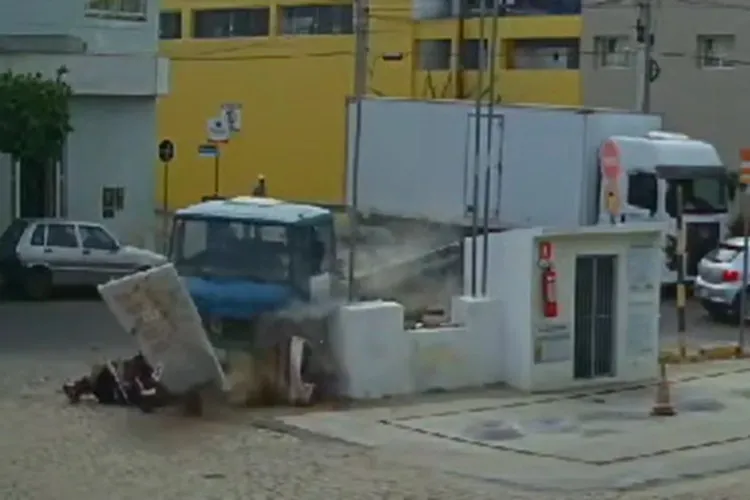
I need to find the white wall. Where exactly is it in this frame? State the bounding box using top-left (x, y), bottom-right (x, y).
top-left (0, 0), bottom-right (159, 55)
top-left (465, 227), bottom-right (661, 392)
top-left (330, 226), bottom-right (661, 400)
top-left (0, 54), bottom-right (168, 97)
top-left (464, 229), bottom-right (534, 388)
top-left (66, 96), bottom-right (157, 248)
top-left (330, 296), bottom-right (504, 399)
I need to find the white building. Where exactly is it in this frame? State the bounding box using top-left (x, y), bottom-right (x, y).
top-left (0, 0), bottom-right (168, 247)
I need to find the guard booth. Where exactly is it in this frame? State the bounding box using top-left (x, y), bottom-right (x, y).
top-left (466, 224), bottom-right (663, 392)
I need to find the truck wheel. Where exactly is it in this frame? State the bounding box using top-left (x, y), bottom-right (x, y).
top-left (23, 267), bottom-right (52, 301)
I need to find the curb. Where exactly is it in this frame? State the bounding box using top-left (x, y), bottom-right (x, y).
top-left (659, 345), bottom-right (749, 364)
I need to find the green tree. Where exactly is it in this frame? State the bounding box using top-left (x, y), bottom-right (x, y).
top-left (0, 66), bottom-right (73, 166)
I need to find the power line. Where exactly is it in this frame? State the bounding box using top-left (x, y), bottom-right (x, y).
top-left (675, 0), bottom-right (750, 10)
top-left (167, 47), bottom-right (750, 66)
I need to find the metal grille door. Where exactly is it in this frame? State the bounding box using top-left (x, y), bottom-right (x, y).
top-left (574, 255), bottom-right (617, 379)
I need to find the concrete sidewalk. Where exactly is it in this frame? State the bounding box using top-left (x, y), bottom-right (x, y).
top-left (274, 360), bottom-right (750, 493)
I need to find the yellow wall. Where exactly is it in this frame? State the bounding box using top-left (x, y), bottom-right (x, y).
top-left (158, 3), bottom-right (581, 209)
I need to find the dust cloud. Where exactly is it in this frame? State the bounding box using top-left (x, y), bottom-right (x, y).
top-left (336, 215), bottom-right (463, 315)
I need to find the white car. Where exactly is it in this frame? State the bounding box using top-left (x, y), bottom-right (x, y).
top-left (0, 218), bottom-right (168, 300)
top-left (695, 237), bottom-right (749, 322)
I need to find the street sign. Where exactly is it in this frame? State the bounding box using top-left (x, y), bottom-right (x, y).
top-left (198, 143), bottom-right (219, 158)
top-left (207, 116), bottom-right (230, 143)
top-left (599, 139), bottom-right (622, 219)
top-left (158, 139), bottom-right (175, 162)
top-left (740, 148), bottom-right (750, 185)
top-left (221, 103), bottom-right (242, 132)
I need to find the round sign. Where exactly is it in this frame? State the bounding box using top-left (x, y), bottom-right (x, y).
top-left (158, 139), bottom-right (175, 162)
top-left (600, 140), bottom-right (622, 218)
top-left (600, 140), bottom-right (621, 180)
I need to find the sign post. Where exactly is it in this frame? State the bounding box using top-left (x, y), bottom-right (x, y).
top-left (158, 139), bottom-right (175, 253)
top-left (738, 149), bottom-right (750, 349)
top-left (206, 117), bottom-right (230, 197)
top-left (221, 103), bottom-right (242, 133)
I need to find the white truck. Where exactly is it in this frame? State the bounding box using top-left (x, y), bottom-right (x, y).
top-left (345, 98), bottom-right (730, 284)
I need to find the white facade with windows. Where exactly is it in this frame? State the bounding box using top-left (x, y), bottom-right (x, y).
top-left (0, 0), bottom-right (169, 248)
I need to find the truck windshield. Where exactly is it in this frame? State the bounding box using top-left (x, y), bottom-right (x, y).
top-left (171, 217), bottom-right (290, 283)
top-left (666, 178), bottom-right (728, 216)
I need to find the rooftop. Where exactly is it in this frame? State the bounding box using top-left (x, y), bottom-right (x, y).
top-left (175, 196), bottom-right (331, 224)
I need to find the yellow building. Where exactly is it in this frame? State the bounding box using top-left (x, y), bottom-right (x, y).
top-left (157, 0), bottom-right (581, 209)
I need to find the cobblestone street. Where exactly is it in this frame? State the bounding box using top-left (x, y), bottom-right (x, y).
top-left (2, 296), bottom-right (750, 499)
top-left (0, 297), bottom-right (528, 499)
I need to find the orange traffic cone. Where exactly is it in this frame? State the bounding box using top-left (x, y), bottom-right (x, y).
top-left (651, 362), bottom-right (676, 417)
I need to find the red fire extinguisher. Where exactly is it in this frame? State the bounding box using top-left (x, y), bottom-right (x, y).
top-left (541, 267), bottom-right (559, 318)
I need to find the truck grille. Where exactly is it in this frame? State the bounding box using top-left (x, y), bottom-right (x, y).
top-left (686, 222), bottom-right (720, 277)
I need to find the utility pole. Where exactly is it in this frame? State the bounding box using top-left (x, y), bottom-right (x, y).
top-left (635, 0), bottom-right (654, 113)
top-left (480, 0), bottom-right (500, 295)
top-left (347, 0), bottom-right (369, 302)
top-left (470, 0), bottom-right (487, 296)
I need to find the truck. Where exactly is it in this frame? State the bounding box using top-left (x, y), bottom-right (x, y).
top-left (168, 196), bottom-right (461, 350)
top-left (345, 98), bottom-right (730, 284)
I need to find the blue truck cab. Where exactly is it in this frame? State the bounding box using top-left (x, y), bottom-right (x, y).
top-left (169, 196), bottom-right (336, 348)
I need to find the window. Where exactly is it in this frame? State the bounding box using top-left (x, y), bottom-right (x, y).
top-left (47, 224), bottom-right (79, 248)
top-left (510, 38), bottom-right (579, 69)
top-left (463, 0), bottom-right (499, 17)
top-left (85, 0), bottom-right (147, 20)
top-left (80, 226), bottom-right (118, 251)
top-left (192, 8), bottom-right (270, 38)
top-left (30, 225), bottom-right (46, 246)
top-left (417, 39), bottom-right (452, 70)
top-left (506, 0), bottom-right (581, 15)
top-left (461, 0), bottom-right (581, 17)
top-left (666, 179), bottom-right (728, 217)
top-left (594, 35), bottom-right (630, 68)
top-left (697, 34), bottom-right (735, 69)
top-left (280, 5), bottom-right (353, 35)
top-left (626, 172), bottom-right (658, 213)
top-left (102, 186), bottom-right (125, 219)
top-left (311, 223), bottom-right (333, 274)
top-left (414, 0), bottom-right (452, 19)
top-left (171, 218), bottom-right (290, 282)
top-left (160, 11), bottom-right (182, 39)
top-left (460, 39), bottom-right (489, 70)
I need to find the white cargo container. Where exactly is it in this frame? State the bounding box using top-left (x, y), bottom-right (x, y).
top-left (345, 98), bottom-right (730, 284)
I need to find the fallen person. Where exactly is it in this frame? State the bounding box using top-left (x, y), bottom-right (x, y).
top-left (62, 353), bottom-right (169, 413)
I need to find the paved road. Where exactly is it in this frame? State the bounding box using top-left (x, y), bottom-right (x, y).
top-left (0, 295), bottom-right (746, 499)
top-left (0, 296), bottom-right (549, 500)
top-left (660, 298), bottom-right (742, 348)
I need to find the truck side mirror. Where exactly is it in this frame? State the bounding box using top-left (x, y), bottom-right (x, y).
top-left (728, 172), bottom-right (739, 202)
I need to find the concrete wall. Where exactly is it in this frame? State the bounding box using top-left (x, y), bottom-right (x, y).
top-left (158, 0), bottom-right (580, 210)
top-left (0, 54), bottom-right (168, 97)
top-left (0, 0), bottom-right (159, 54)
top-left (66, 97), bottom-right (158, 247)
top-left (330, 296), bottom-right (503, 399)
top-left (0, 0), bottom-right (165, 240)
top-left (0, 97), bottom-right (158, 247)
top-left (465, 227), bottom-right (661, 392)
